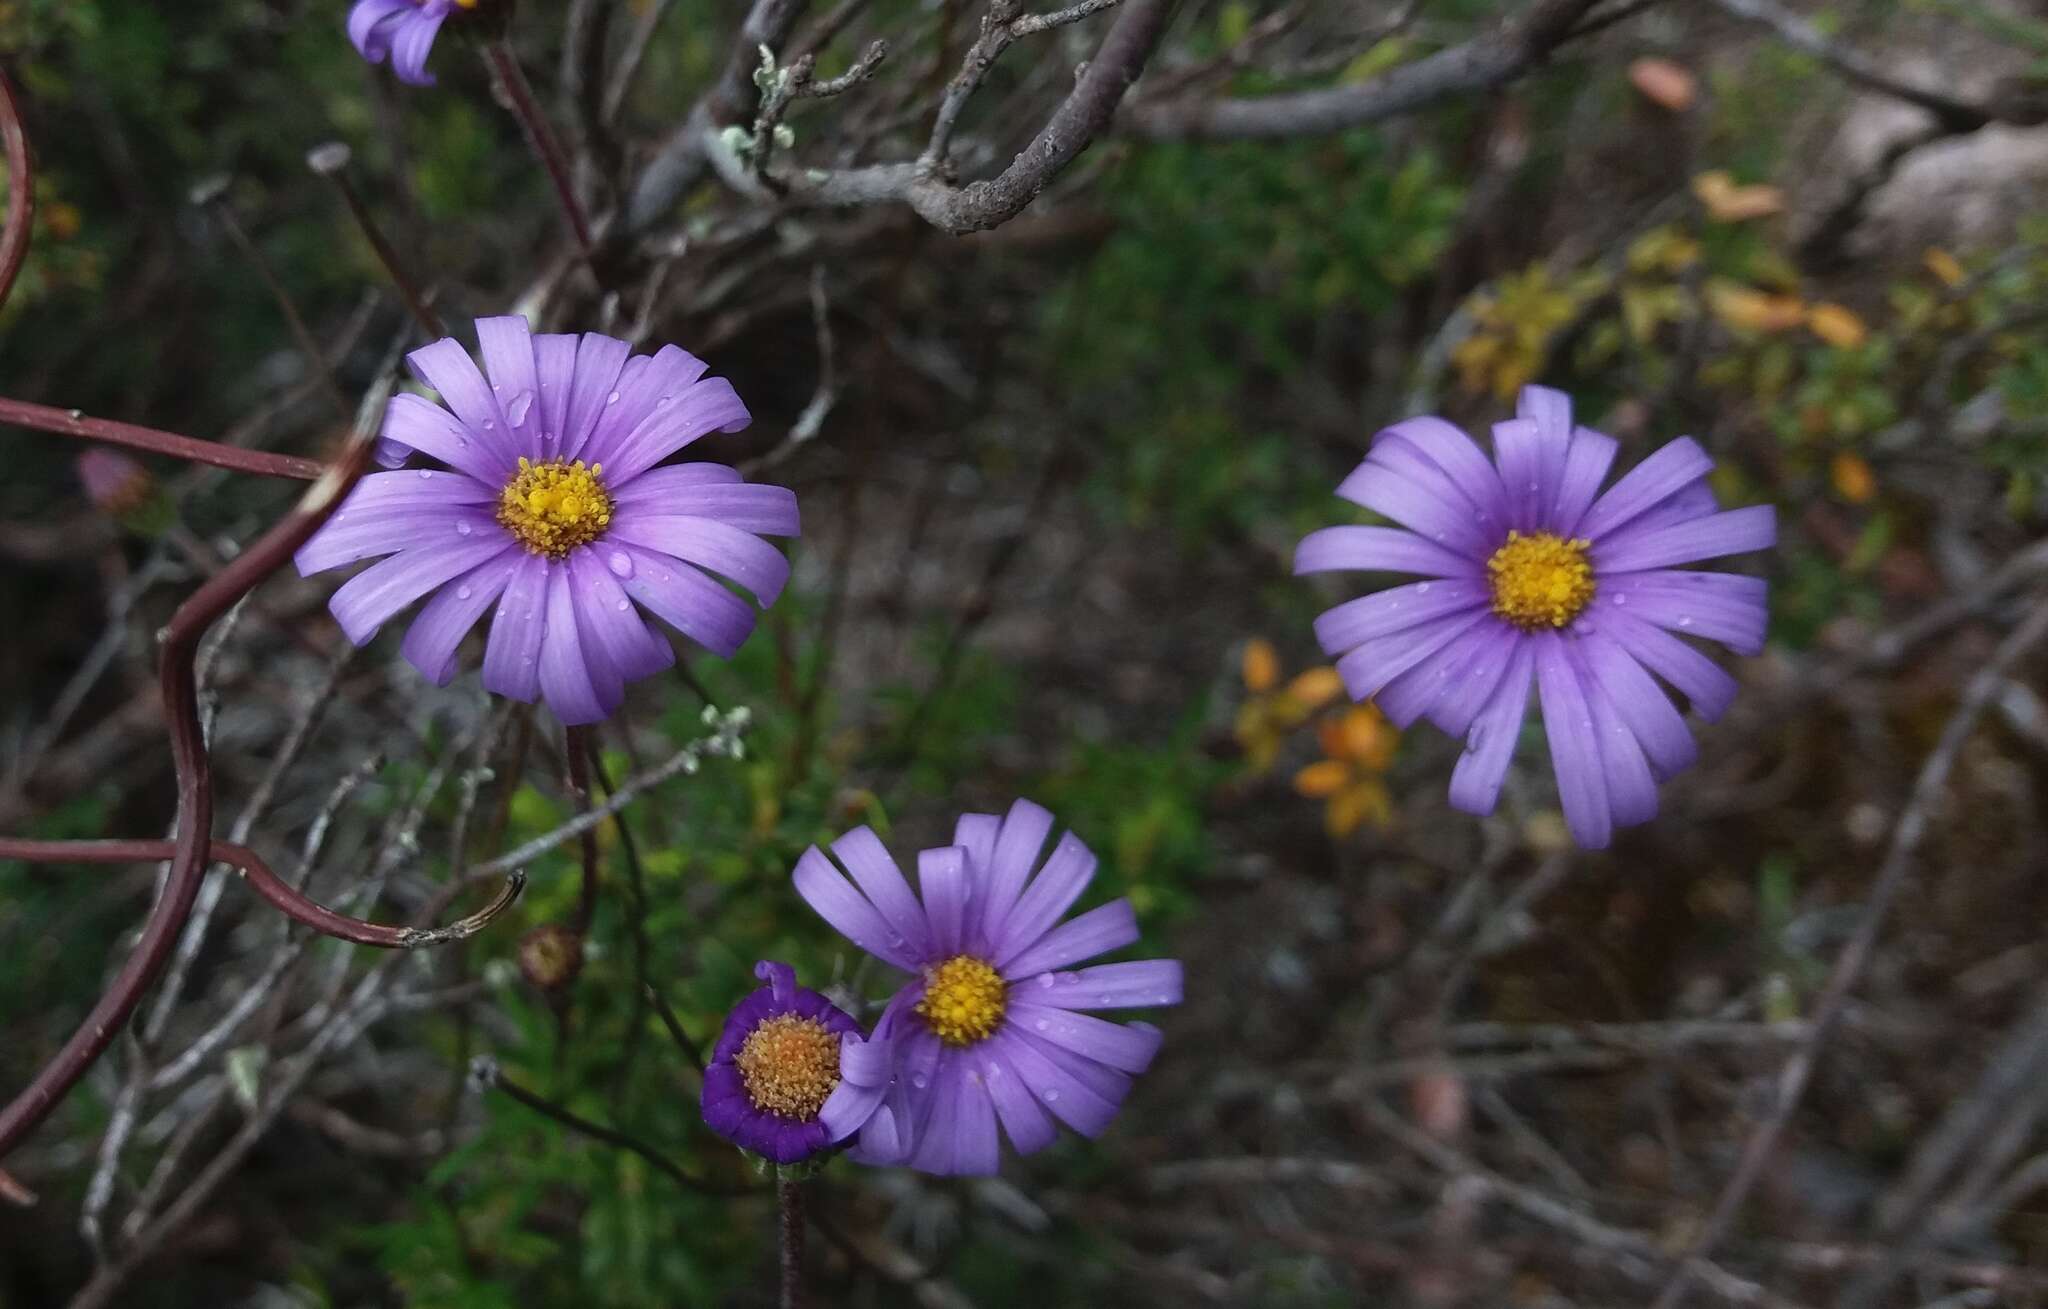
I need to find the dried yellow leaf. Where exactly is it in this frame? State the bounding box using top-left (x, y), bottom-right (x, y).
top-left (1807, 302), bottom-right (1869, 348)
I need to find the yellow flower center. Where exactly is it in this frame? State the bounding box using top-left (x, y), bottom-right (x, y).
top-left (735, 1014), bottom-right (841, 1120)
top-left (1487, 530), bottom-right (1596, 629)
top-left (916, 955), bottom-right (1007, 1047)
top-left (497, 457), bottom-right (613, 559)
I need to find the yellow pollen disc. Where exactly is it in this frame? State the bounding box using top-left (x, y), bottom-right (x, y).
top-left (497, 457), bottom-right (613, 559)
top-left (917, 955), bottom-right (1007, 1047)
top-left (1487, 530), bottom-right (1596, 629)
top-left (735, 1014), bottom-right (842, 1120)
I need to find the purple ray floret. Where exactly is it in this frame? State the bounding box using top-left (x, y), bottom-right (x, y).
top-left (793, 800), bottom-right (1183, 1175)
top-left (1294, 384), bottom-right (1776, 849)
top-left (295, 315), bottom-right (796, 724)
top-left (348, 0), bottom-right (464, 86)
top-left (701, 960), bottom-right (893, 1164)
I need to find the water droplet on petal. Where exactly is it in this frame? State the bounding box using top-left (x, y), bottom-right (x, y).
top-left (1614, 594), bottom-right (1627, 605)
top-left (1035, 973), bottom-right (1055, 989)
top-left (417, 470), bottom-right (432, 479)
top-left (506, 391), bottom-right (535, 427)
top-left (455, 520), bottom-right (472, 536)
top-left (605, 390), bottom-right (621, 405)
top-left (456, 585), bottom-right (473, 600)
top-left (911, 1074), bottom-right (929, 1090)
top-left (615, 598), bottom-right (630, 612)
top-left (481, 420), bottom-right (495, 431)
top-left (657, 394), bottom-right (674, 408)
top-left (606, 551), bottom-right (634, 579)
top-left (1416, 582), bottom-right (1432, 594)
top-left (1677, 616), bottom-right (1692, 628)
top-left (1034, 1019), bottom-right (1049, 1032)
top-left (1042, 1088), bottom-right (1060, 1103)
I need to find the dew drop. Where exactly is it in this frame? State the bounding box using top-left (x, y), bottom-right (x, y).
top-left (657, 394), bottom-right (674, 408)
top-left (418, 469), bottom-right (433, 479)
top-left (456, 436), bottom-right (469, 448)
top-left (1613, 594), bottom-right (1627, 605)
top-left (1677, 616), bottom-right (1692, 628)
top-left (481, 420), bottom-right (496, 431)
top-left (605, 390), bottom-right (621, 405)
top-left (1416, 582), bottom-right (1432, 594)
top-left (911, 1074), bottom-right (929, 1090)
top-left (455, 520), bottom-right (472, 536)
top-left (1035, 972), bottom-right (1055, 989)
top-left (506, 391), bottom-right (535, 427)
top-left (1034, 1019), bottom-right (1049, 1032)
top-left (456, 584), bottom-right (473, 600)
top-left (1042, 1088), bottom-right (1060, 1103)
top-left (606, 551), bottom-right (634, 579)
top-left (615, 599), bottom-right (630, 612)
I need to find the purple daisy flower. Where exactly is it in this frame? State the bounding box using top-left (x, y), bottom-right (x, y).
top-left (295, 315), bottom-right (796, 725)
top-left (793, 800), bottom-right (1183, 1176)
top-left (1294, 385), bottom-right (1776, 850)
top-left (701, 960), bottom-right (895, 1165)
top-left (348, 0), bottom-right (470, 86)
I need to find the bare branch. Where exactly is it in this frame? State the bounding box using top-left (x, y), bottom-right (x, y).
top-left (1124, 0), bottom-right (1606, 140)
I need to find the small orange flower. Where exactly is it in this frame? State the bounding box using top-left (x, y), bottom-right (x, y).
top-left (1293, 704), bottom-right (1400, 837)
top-left (1233, 640), bottom-right (1344, 771)
top-left (1830, 452), bottom-right (1876, 505)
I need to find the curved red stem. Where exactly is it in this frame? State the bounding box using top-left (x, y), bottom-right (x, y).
top-left (0, 840), bottom-right (525, 948)
top-left (0, 404), bottom-right (377, 1164)
top-left (0, 63), bottom-right (33, 314)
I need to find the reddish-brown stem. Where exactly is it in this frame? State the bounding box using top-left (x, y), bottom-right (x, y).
top-left (0, 391), bottom-right (378, 1165)
top-left (0, 839), bottom-right (525, 948)
top-left (779, 1176), bottom-right (807, 1309)
top-left (0, 396), bottom-right (323, 480)
top-left (0, 64), bottom-right (33, 314)
top-left (484, 39), bottom-right (595, 254)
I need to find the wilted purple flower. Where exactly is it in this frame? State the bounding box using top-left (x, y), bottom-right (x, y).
top-left (348, 0), bottom-right (470, 86)
top-left (701, 961), bottom-right (895, 1164)
top-left (794, 800), bottom-right (1183, 1175)
top-left (1295, 385), bottom-right (1775, 849)
top-left (76, 449), bottom-right (153, 517)
top-left (296, 315), bottom-right (795, 724)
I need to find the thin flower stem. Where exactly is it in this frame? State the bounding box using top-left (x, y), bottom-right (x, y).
top-left (0, 395), bottom-right (324, 480)
top-left (307, 143), bottom-right (445, 339)
top-left (484, 39), bottom-right (596, 255)
top-left (201, 188), bottom-right (352, 418)
top-left (779, 1175), bottom-right (807, 1309)
top-left (565, 723), bottom-right (601, 934)
top-left (0, 65), bottom-right (34, 314)
top-left (473, 1059), bottom-right (753, 1195)
top-left (0, 839), bottom-right (525, 948)
top-left (644, 982), bottom-right (708, 1072)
